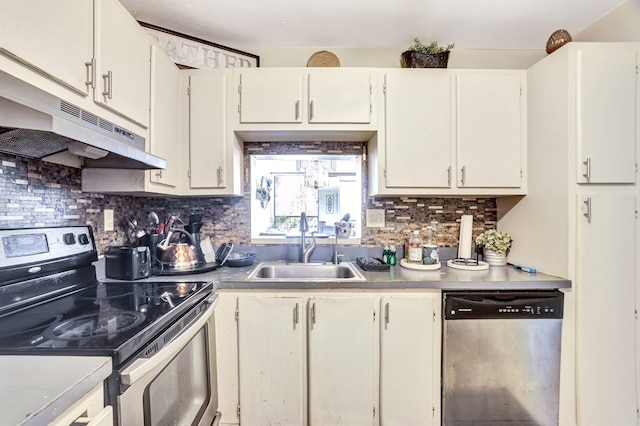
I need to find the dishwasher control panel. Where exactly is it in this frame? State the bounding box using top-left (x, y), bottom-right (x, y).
top-left (443, 291), bottom-right (564, 319)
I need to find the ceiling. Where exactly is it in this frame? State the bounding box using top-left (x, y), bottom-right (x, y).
top-left (120, 0), bottom-right (627, 51)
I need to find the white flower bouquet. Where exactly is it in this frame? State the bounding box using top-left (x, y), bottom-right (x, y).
top-left (475, 229), bottom-right (513, 254)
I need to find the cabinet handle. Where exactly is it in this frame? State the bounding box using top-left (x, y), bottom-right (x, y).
top-left (155, 169), bottom-right (163, 179)
top-left (583, 197), bottom-right (592, 223)
top-left (85, 58), bottom-right (96, 89)
top-left (217, 166), bottom-right (224, 185)
top-left (311, 302), bottom-right (316, 325)
top-left (295, 100), bottom-right (300, 120)
top-left (102, 70), bottom-right (112, 99)
top-left (293, 303), bottom-right (299, 328)
top-left (447, 167), bottom-right (451, 186)
top-left (384, 302), bottom-right (389, 326)
top-left (582, 157), bottom-right (591, 182)
top-left (309, 100), bottom-right (314, 121)
top-left (460, 166), bottom-right (466, 186)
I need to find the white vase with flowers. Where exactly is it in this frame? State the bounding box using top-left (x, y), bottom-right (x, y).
top-left (475, 229), bottom-right (513, 266)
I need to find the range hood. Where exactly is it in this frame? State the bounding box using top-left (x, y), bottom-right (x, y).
top-left (0, 71), bottom-right (166, 170)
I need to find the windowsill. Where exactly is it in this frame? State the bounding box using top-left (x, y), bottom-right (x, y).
top-left (250, 236), bottom-right (362, 246)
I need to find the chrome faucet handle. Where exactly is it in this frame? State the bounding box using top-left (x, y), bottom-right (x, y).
top-left (299, 212), bottom-right (309, 233)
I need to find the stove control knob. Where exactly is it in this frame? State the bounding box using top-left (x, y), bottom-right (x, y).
top-left (78, 234), bottom-right (90, 245)
top-left (63, 233), bottom-right (76, 245)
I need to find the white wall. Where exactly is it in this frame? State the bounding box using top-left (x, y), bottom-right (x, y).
top-left (245, 47), bottom-right (546, 69)
top-left (574, 0), bottom-right (640, 41)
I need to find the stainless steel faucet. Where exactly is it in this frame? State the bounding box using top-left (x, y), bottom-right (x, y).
top-left (299, 212), bottom-right (316, 263)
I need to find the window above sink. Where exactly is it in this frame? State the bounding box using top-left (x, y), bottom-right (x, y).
top-left (250, 154), bottom-right (362, 244)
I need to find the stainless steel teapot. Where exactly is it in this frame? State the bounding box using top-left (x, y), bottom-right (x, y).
top-left (157, 228), bottom-right (199, 270)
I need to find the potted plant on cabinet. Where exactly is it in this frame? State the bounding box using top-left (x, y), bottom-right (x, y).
top-left (400, 38), bottom-right (455, 68)
top-left (475, 229), bottom-right (513, 266)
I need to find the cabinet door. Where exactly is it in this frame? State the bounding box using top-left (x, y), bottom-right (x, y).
top-left (237, 296), bottom-right (306, 426)
top-left (0, 1), bottom-right (93, 97)
top-left (384, 71), bottom-right (452, 188)
top-left (308, 71), bottom-right (371, 123)
top-left (188, 73), bottom-right (227, 189)
top-left (239, 71), bottom-right (303, 123)
top-left (308, 297), bottom-right (375, 425)
top-left (94, 0), bottom-right (151, 127)
top-left (456, 73), bottom-right (523, 188)
top-left (380, 296), bottom-right (438, 426)
top-left (148, 46), bottom-right (179, 188)
top-left (576, 193), bottom-right (636, 426)
top-left (576, 46), bottom-right (637, 184)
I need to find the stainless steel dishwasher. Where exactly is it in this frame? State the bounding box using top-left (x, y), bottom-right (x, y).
top-left (442, 290), bottom-right (563, 426)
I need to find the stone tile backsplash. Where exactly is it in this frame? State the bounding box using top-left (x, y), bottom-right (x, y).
top-left (0, 143), bottom-right (496, 255)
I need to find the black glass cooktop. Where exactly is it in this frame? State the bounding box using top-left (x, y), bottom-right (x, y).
top-left (0, 279), bottom-right (213, 365)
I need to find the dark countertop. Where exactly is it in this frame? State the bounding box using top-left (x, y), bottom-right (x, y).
top-left (97, 258), bottom-right (571, 291)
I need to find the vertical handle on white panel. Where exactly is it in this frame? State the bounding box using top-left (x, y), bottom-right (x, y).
top-left (85, 58), bottom-right (96, 89)
top-left (102, 70), bottom-right (112, 99)
top-left (582, 157), bottom-right (591, 182)
top-left (583, 197), bottom-right (592, 223)
top-left (384, 302), bottom-right (389, 326)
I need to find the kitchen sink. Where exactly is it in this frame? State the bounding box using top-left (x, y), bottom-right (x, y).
top-left (246, 262), bottom-right (366, 282)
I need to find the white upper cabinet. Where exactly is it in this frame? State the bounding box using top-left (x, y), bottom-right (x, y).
top-left (148, 46), bottom-right (180, 189)
top-left (187, 72), bottom-right (228, 190)
top-left (307, 71), bottom-right (372, 123)
top-left (1, 0), bottom-right (151, 130)
top-left (239, 71), bottom-right (303, 123)
top-left (369, 69), bottom-right (526, 197)
top-left (456, 72), bottom-right (524, 188)
top-left (576, 46), bottom-right (637, 184)
top-left (93, 0), bottom-right (151, 128)
top-left (0, 1), bottom-right (93, 97)
top-left (383, 70), bottom-right (453, 188)
top-left (181, 69), bottom-right (243, 196)
top-left (235, 68), bottom-right (376, 136)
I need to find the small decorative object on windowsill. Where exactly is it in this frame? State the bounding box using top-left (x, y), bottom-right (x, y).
top-left (400, 38), bottom-right (455, 68)
top-left (255, 176), bottom-right (272, 209)
top-left (546, 29), bottom-right (572, 54)
top-left (475, 229), bottom-right (513, 267)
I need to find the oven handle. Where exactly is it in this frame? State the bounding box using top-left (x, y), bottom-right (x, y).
top-left (211, 411), bottom-right (222, 426)
top-left (120, 294), bottom-right (219, 386)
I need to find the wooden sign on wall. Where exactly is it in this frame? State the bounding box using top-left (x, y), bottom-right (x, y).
top-left (139, 22), bottom-right (259, 69)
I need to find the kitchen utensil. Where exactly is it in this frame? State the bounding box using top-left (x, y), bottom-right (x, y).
top-left (148, 212), bottom-right (159, 233)
top-left (105, 246), bottom-right (151, 280)
top-left (200, 238), bottom-right (216, 263)
top-left (225, 252), bottom-right (256, 267)
top-left (157, 228), bottom-right (200, 270)
top-left (215, 242), bottom-right (234, 266)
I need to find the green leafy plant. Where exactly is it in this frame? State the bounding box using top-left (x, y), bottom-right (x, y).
top-left (407, 37), bottom-right (455, 54)
top-left (476, 229), bottom-right (513, 254)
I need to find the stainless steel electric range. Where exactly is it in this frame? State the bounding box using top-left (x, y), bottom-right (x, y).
top-left (0, 226), bottom-right (221, 426)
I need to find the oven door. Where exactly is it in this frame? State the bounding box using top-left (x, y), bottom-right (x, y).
top-left (117, 294), bottom-right (220, 426)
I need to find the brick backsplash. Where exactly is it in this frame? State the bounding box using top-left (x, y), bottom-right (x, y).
top-left (0, 145), bottom-right (496, 254)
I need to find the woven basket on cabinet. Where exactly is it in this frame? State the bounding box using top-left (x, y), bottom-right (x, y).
top-left (546, 29), bottom-right (572, 54)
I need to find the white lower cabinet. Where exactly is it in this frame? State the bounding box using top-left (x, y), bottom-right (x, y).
top-left (575, 193), bottom-right (637, 426)
top-left (237, 296), bottom-right (306, 426)
top-left (380, 296), bottom-right (440, 425)
top-left (50, 382), bottom-right (113, 426)
top-left (307, 296), bottom-right (376, 425)
top-left (218, 290), bottom-right (440, 426)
